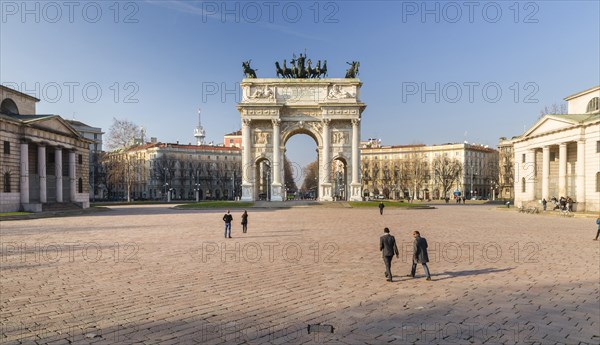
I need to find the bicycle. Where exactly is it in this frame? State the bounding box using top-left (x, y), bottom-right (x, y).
top-left (559, 208), bottom-right (573, 217)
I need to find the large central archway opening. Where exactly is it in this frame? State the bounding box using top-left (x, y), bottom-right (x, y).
top-left (284, 131), bottom-right (318, 201)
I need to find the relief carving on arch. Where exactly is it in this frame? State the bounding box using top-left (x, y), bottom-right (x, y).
top-left (254, 131), bottom-right (270, 145)
top-left (308, 121), bottom-right (323, 133)
top-left (332, 131), bottom-right (348, 145)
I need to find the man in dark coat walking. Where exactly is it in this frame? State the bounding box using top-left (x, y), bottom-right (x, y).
top-left (379, 202), bottom-right (385, 215)
top-left (380, 227), bottom-right (399, 282)
top-left (408, 231), bottom-right (431, 280)
top-left (223, 210), bottom-right (233, 238)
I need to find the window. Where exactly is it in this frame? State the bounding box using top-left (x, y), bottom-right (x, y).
top-left (522, 154), bottom-right (526, 163)
top-left (78, 178), bottom-right (83, 193)
top-left (587, 97), bottom-right (599, 113)
top-left (78, 154), bottom-right (83, 165)
top-left (3, 141), bottom-right (9, 154)
top-left (3, 173), bottom-right (10, 192)
top-left (521, 177), bottom-right (526, 193)
top-left (597, 141), bottom-right (600, 153)
top-left (549, 152), bottom-right (556, 161)
top-left (596, 172), bottom-right (600, 193)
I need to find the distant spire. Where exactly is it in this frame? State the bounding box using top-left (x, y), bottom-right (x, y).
top-left (194, 108), bottom-right (206, 146)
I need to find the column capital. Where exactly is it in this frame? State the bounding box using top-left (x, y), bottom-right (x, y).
top-left (559, 142), bottom-right (567, 147)
top-left (351, 118), bottom-right (361, 126)
top-left (242, 118), bottom-right (252, 126)
top-left (322, 119), bottom-right (331, 126)
top-left (271, 118), bottom-right (281, 127)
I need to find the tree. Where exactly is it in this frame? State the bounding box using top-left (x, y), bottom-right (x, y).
top-left (300, 160), bottom-right (318, 197)
top-left (401, 153), bottom-right (428, 200)
top-left (106, 118), bottom-right (141, 151)
top-left (283, 155), bottom-right (298, 193)
top-left (432, 155), bottom-right (462, 198)
top-left (103, 118), bottom-right (145, 202)
top-left (539, 103), bottom-right (567, 118)
top-left (103, 149), bottom-right (142, 202)
top-left (152, 154), bottom-right (178, 199)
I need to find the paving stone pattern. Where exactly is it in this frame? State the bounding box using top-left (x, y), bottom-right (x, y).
top-left (1, 205), bottom-right (599, 344)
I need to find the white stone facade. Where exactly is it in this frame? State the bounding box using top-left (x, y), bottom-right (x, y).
top-left (237, 78), bottom-right (366, 202)
top-left (1, 86), bottom-right (91, 212)
top-left (513, 86), bottom-right (600, 212)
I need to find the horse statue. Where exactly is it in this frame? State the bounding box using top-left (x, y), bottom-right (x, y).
top-left (282, 59), bottom-right (293, 78)
top-left (307, 59), bottom-right (319, 79)
top-left (275, 61), bottom-right (285, 78)
top-left (318, 60), bottom-right (328, 78)
top-left (242, 60), bottom-right (257, 78)
top-left (345, 61), bottom-right (359, 78)
top-left (289, 59), bottom-right (298, 78)
top-left (314, 60), bottom-right (322, 79)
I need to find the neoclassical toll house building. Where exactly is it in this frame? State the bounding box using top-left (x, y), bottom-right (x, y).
top-left (1, 85), bottom-right (91, 212)
top-left (512, 86), bottom-right (600, 212)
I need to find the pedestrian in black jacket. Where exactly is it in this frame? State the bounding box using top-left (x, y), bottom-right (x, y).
top-left (223, 210), bottom-right (233, 238)
top-left (408, 231), bottom-right (431, 280)
top-left (380, 227), bottom-right (399, 282)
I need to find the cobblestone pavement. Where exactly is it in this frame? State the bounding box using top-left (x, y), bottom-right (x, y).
top-left (1, 204), bottom-right (599, 344)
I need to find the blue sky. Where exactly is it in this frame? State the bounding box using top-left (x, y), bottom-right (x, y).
top-left (2, 0), bottom-right (599, 169)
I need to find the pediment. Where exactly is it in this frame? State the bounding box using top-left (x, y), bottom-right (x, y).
top-left (522, 116), bottom-right (577, 138)
top-left (32, 117), bottom-right (81, 137)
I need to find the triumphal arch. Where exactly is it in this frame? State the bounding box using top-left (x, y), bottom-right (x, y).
top-left (237, 56), bottom-right (366, 202)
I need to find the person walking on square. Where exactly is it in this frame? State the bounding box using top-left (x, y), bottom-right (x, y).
top-left (594, 217), bottom-right (600, 241)
top-left (380, 227), bottom-right (399, 282)
top-left (408, 231), bottom-right (431, 280)
top-left (223, 210), bottom-right (233, 238)
top-left (241, 210), bottom-right (248, 234)
top-left (379, 201), bottom-right (385, 215)
top-left (542, 198), bottom-right (547, 211)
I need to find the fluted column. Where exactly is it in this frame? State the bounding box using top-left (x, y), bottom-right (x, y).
top-left (69, 151), bottom-right (76, 202)
top-left (55, 148), bottom-right (63, 202)
top-left (38, 145), bottom-right (47, 203)
top-left (558, 143), bottom-right (567, 197)
top-left (20, 142), bottom-right (29, 204)
top-left (241, 119), bottom-right (253, 201)
top-left (322, 119), bottom-right (331, 183)
top-left (542, 146), bottom-right (550, 200)
top-left (350, 118), bottom-right (362, 201)
top-left (576, 140), bottom-right (585, 210)
top-left (319, 119), bottom-right (333, 201)
top-left (271, 119), bottom-right (283, 201)
top-left (351, 119), bottom-right (360, 184)
top-left (272, 119), bottom-right (281, 184)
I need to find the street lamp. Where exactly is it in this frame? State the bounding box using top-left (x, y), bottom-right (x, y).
top-left (163, 167), bottom-right (169, 201)
top-left (469, 164), bottom-right (478, 200)
top-left (195, 183), bottom-right (200, 202)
